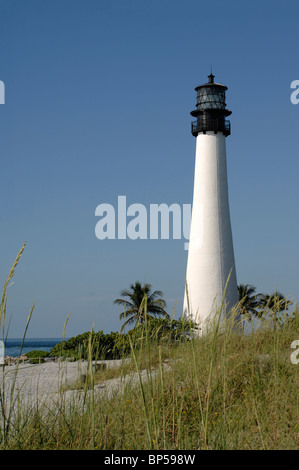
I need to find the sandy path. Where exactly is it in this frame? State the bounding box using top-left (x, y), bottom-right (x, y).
top-left (0, 359), bottom-right (138, 415)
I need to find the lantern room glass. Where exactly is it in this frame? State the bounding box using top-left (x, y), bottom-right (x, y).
top-left (196, 87), bottom-right (226, 110)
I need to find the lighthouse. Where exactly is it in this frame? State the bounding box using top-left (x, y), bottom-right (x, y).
top-left (183, 73), bottom-right (239, 329)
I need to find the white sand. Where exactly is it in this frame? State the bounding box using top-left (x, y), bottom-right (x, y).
top-left (0, 359), bottom-right (136, 416)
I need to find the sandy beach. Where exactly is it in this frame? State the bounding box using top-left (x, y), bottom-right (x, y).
top-left (0, 359), bottom-right (137, 416)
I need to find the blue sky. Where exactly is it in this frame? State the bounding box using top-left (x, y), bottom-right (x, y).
top-left (0, 0), bottom-right (298, 337)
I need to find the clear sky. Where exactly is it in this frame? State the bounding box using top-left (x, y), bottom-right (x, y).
top-left (0, 0), bottom-right (298, 338)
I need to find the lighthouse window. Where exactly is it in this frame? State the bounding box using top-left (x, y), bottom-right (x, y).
top-left (197, 88), bottom-right (226, 110)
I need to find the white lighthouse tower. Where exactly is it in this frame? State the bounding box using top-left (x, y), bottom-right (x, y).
top-left (183, 73), bottom-right (239, 329)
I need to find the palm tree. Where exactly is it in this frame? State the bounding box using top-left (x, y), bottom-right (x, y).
top-left (238, 285), bottom-right (292, 322)
top-left (238, 284), bottom-right (262, 319)
top-left (259, 291), bottom-right (292, 317)
top-left (114, 281), bottom-right (168, 331)
top-left (256, 291), bottom-right (293, 328)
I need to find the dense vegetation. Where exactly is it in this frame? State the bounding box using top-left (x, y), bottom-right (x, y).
top-left (49, 317), bottom-right (195, 360)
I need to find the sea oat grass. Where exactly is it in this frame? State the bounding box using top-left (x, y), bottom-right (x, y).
top-left (1, 317), bottom-right (298, 450)
top-left (0, 247), bottom-right (298, 449)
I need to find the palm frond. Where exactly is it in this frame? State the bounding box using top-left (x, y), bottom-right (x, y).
top-left (119, 307), bottom-right (138, 320)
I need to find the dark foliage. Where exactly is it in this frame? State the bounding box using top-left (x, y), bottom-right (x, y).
top-left (49, 317), bottom-right (195, 360)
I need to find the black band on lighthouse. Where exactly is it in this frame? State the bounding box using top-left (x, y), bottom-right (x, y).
top-left (190, 74), bottom-right (231, 137)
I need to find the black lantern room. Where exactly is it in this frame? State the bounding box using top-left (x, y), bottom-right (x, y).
top-left (191, 73), bottom-right (231, 137)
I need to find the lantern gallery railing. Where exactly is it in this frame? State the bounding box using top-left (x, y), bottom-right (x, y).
top-left (191, 118), bottom-right (231, 137)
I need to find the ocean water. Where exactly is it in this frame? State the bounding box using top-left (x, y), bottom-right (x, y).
top-left (1, 338), bottom-right (64, 357)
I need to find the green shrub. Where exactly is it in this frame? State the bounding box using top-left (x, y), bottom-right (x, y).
top-left (28, 358), bottom-right (45, 364)
top-left (49, 318), bottom-right (194, 360)
top-left (26, 350), bottom-right (49, 359)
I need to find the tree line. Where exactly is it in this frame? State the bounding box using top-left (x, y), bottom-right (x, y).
top-left (49, 281), bottom-right (295, 360)
top-left (115, 281), bottom-right (294, 329)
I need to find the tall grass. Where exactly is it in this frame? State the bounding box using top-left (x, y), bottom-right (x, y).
top-left (2, 312), bottom-right (298, 449)
top-left (0, 243), bottom-right (35, 447)
top-left (0, 247), bottom-right (298, 449)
